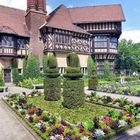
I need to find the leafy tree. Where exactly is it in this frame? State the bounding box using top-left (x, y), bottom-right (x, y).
top-left (24, 54), bottom-right (40, 79)
top-left (115, 39), bottom-right (140, 73)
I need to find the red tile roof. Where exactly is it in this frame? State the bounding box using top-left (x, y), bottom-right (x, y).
top-left (0, 5), bottom-right (29, 37)
top-left (44, 4), bottom-right (125, 33)
top-left (46, 5), bottom-right (90, 34)
top-left (69, 4), bottom-right (125, 23)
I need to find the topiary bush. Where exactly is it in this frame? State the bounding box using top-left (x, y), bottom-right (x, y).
top-left (0, 70), bottom-right (4, 86)
top-left (63, 52), bottom-right (85, 108)
top-left (44, 54), bottom-right (61, 101)
top-left (87, 56), bottom-right (98, 90)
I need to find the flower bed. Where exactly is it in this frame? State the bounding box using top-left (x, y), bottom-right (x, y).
top-left (97, 81), bottom-right (140, 96)
top-left (2, 92), bottom-right (140, 140)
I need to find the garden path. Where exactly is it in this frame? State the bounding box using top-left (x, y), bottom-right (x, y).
top-left (0, 100), bottom-right (36, 140)
top-left (111, 125), bottom-right (140, 140)
top-left (85, 87), bottom-right (140, 103)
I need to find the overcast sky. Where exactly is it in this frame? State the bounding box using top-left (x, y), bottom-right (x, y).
top-left (0, 0), bottom-right (140, 43)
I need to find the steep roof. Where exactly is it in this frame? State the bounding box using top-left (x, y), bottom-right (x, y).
top-left (69, 4), bottom-right (125, 23)
top-left (43, 4), bottom-right (125, 34)
top-left (45, 5), bottom-right (90, 34)
top-left (0, 5), bottom-right (29, 37)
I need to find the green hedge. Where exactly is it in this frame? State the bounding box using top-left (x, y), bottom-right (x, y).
top-left (88, 76), bottom-right (98, 90)
top-left (63, 79), bottom-right (85, 109)
top-left (44, 77), bottom-right (61, 101)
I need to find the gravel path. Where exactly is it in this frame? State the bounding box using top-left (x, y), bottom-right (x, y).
top-left (0, 100), bottom-right (36, 140)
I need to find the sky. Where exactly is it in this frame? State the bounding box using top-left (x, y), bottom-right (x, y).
top-left (0, 0), bottom-right (140, 43)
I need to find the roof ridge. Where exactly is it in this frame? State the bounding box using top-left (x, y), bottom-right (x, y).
top-left (68, 3), bottom-right (121, 9)
top-left (0, 4), bottom-right (25, 12)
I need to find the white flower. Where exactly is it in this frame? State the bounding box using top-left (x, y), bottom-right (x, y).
top-left (25, 114), bottom-right (31, 120)
top-left (50, 136), bottom-right (57, 140)
top-left (82, 136), bottom-right (89, 140)
top-left (2, 96), bottom-right (8, 100)
top-left (136, 113), bottom-right (140, 119)
top-left (12, 104), bottom-right (16, 108)
top-left (94, 129), bottom-right (105, 138)
top-left (118, 120), bottom-right (127, 128)
top-left (35, 122), bottom-right (42, 129)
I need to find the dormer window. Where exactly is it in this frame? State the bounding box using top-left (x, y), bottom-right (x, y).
top-left (1, 36), bottom-right (14, 47)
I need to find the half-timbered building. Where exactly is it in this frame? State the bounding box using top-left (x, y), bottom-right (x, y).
top-left (0, 0), bottom-right (125, 82)
top-left (40, 4), bottom-right (125, 74)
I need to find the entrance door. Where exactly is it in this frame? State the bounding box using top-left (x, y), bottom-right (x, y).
top-left (4, 69), bottom-right (11, 83)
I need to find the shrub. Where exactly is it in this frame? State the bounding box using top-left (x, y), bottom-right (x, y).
top-left (87, 56), bottom-right (98, 90)
top-left (43, 55), bottom-right (48, 74)
top-left (66, 53), bottom-right (79, 67)
top-left (24, 54), bottom-right (40, 79)
top-left (0, 70), bottom-right (4, 86)
top-left (11, 59), bottom-right (20, 84)
top-left (63, 53), bottom-right (85, 108)
top-left (44, 54), bottom-right (61, 101)
top-left (18, 78), bottom-right (43, 89)
top-left (103, 61), bottom-right (110, 78)
top-left (44, 77), bottom-right (61, 101)
top-left (63, 79), bottom-right (85, 109)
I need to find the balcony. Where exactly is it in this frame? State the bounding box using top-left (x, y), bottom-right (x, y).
top-left (0, 46), bottom-right (28, 58)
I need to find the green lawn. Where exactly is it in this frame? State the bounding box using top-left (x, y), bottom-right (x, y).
top-left (27, 96), bottom-right (110, 124)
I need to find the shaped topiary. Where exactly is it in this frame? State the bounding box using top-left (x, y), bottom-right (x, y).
top-left (44, 54), bottom-right (61, 101)
top-left (63, 53), bottom-right (85, 109)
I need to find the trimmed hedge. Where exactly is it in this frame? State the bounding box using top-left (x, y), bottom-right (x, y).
top-left (44, 54), bottom-right (61, 101)
top-left (63, 79), bottom-right (85, 109)
top-left (44, 77), bottom-right (61, 101)
top-left (63, 53), bottom-right (85, 108)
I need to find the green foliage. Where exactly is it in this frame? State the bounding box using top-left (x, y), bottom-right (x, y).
top-left (44, 54), bottom-right (61, 101)
top-left (18, 78), bottom-right (43, 89)
top-left (116, 39), bottom-right (140, 72)
top-left (11, 60), bottom-right (20, 84)
top-left (44, 77), bottom-right (61, 101)
top-left (0, 70), bottom-right (4, 86)
top-left (103, 61), bottom-right (110, 78)
top-left (66, 53), bottom-right (80, 67)
top-left (63, 79), bottom-right (85, 109)
top-left (87, 55), bottom-right (95, 77)
top-left (47, 54), bottom-right (58, 69)
top-left (24, 55), bottom-right (40, 79)
top-left (63, 53), bottom-right (85, 108)
top-left (87, 56), bottom-right (98, 90)
top-left (43, 55), bottom-right (48, 73)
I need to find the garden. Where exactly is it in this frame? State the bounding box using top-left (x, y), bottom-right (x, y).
top-left (2, 51), bottom-right (140, 140)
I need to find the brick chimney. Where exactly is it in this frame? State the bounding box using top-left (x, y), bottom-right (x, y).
top-left (25, 0), bottom-right (47, 64)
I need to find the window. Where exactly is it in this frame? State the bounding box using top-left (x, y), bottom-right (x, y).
top-left (1, 36), bottom-right (14, 47)
top-left (17, 39), bottom-right (26, 49)
top-left (94, 36), bottom-right (108, 48)
top-left (55, 34), bottom-right (71, 45)
top-left (110, 37), bottom-right (118, 48)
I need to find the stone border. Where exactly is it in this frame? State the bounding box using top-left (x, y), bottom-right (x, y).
top-left (1, 99), bottom-right (42, 140)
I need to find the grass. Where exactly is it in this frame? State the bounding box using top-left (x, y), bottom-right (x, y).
top-left (27, 96), bottom-right (111, 124)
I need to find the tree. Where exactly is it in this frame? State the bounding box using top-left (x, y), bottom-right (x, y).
top-left (44, 54), bottom-right (61, 101)
top-left (103, 61), bottom-right (110, 78)
top-left (0, 70), bottom-right (4, 86)
top-left (63, 53), bottom-right (85, 109)
top-left (11, 59), bottom-right (20, 84)
top-left (87, 55), bottom-right (98, 90)
top-left (24, 54), bottom-right (40, 79)
top-left (115, 39), bottom-right (140, 73)
top-left (43, 55), bottom-right (48, 74)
